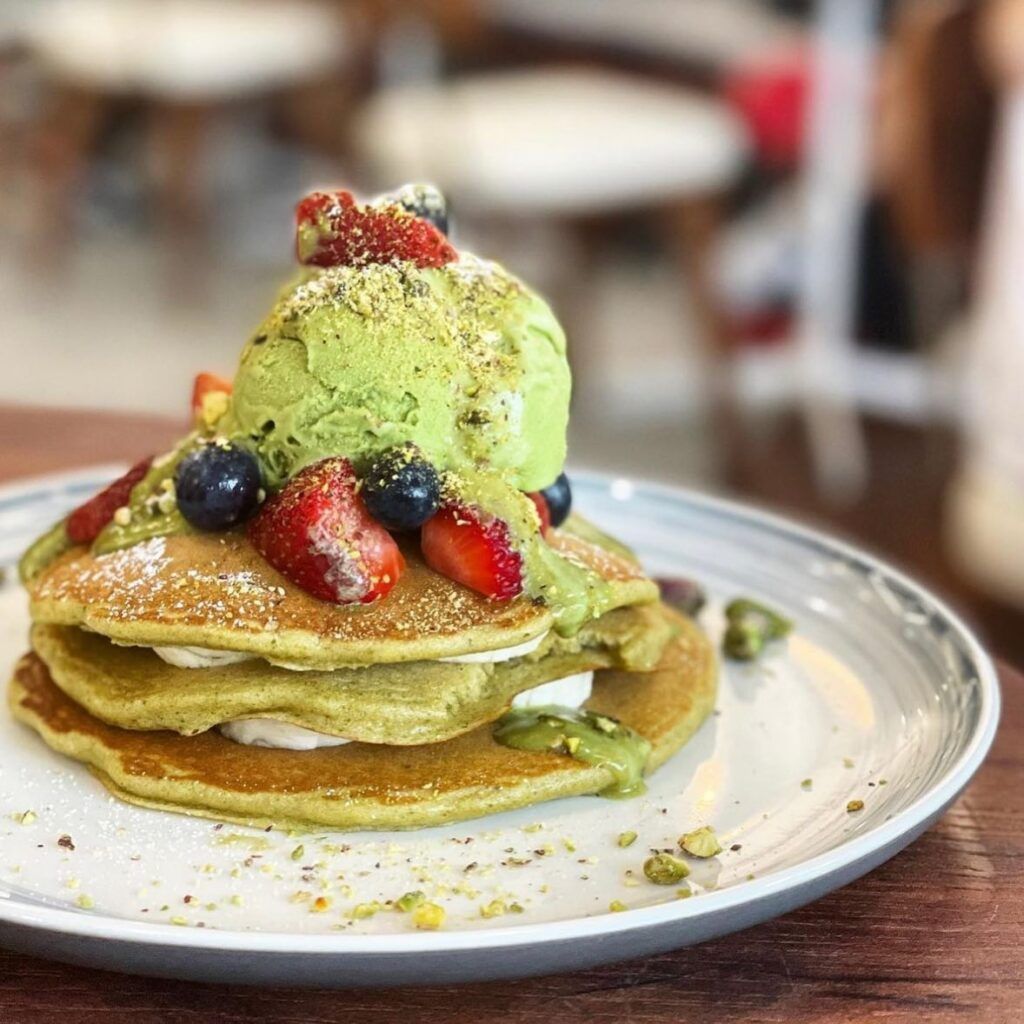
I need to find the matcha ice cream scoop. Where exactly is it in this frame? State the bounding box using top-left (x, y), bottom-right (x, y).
top-left (221, 256), bottom-right (570, 492)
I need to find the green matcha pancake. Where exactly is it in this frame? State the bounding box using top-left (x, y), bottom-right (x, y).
top-left (31, 603), bottom-right (674, 745)
top-left (28, 527), bottom-right (656, 670)
top-left (9, 610), bottom-right (716, 831)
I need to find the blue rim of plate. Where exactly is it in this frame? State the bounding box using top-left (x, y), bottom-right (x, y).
top-left (0, 466), bottom-right (1001, 954)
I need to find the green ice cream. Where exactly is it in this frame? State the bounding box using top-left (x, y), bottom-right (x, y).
top-left (220, 257), bottom-right (570, 492)
top-left (24, 250), bottom-right (633, 635)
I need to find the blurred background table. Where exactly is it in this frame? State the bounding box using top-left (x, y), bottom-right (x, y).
top-left (0, 410), bottom-right (1021, 1022)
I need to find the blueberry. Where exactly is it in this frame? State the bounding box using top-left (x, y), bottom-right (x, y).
top-left (392, 183), bottom-right (449, 235)
top-left (362, 445), bottom-right (441, 531)
top-left (540, 472), bottom-right (572, 528)
top-left (175, 444), bottom-right (262, 531)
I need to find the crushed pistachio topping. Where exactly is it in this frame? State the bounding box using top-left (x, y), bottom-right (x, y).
top-left (617, 831), bottom-right (638, 848)
top-left (643, 853), bottom-right (690, 885)
top-left (412, 902), bottom-right (446, 930)
top-left (352, 902), bottom-right (381, 919)
top-left (480, 899), bottom-right (507, 919)
top-left (801, 778), bottom-right (813, 790)
top-left (679, 826), bottom-right (722, 859)
top-left (723, 597), bottom-right (793, 661)
top-left (395, 891), bottom-right (425, 913)
top-left (676, 887), bottom-right (692, 899)
top-left (75, 894), bottom-right (95, 909)
top-left (609, 900), bottom-right (627, 913)
top-left (12, 810), bottom-right (36, 825)
top-left (847, 799), bottom-right (865, 813)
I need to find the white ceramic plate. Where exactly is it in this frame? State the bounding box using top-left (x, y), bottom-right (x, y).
top-left (0, 468), bottom-right (999, 986)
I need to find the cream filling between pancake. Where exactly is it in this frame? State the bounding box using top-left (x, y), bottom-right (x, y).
top-left (153, 633), bottom-right (549, 670)
top-left (216, 670), bottom-right (595, 749)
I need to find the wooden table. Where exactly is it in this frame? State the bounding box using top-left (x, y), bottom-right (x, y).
top-left (0, 406), bottom-right (1021, 1023)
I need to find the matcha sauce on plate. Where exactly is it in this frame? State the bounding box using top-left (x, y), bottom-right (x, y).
top-left (493, 705), bottom-right (651, 797)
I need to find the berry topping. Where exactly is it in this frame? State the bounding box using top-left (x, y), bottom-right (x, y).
top-left (539, 472), bottom-right (572, 528)
top-left (248, 457), bottom-right (404, 604)
top-left (389, 183), bottom-right (449, 235)
top-left (176, 443), bottom-right (263, 532)
top-left (295, 190), bottom-right (457, 270)
top-left (527, 491), bottom-right (551, 535)
top-left (191, 372), bottom-right (232, 413)
top-left (67, 458), bottom-right (153, 544)
top-left (361, 444), bottom-right (441, 532)
top-left (421, 504), bottom-right (524, 601)
top-left (191, 372), bottom-right (232, 426)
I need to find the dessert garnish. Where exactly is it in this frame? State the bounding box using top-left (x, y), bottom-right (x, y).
top-left (248, 456), bottom-right (404, 604)
top-left (66, 458), bottom-right (153, 544)
top-left (361, 444), bottom-right (442, 532)
top-left (10, 181), bottom-right (719, 835)
top-left (492, 706), bottom-right (651, 798)
top-left (295, 189), bottom-right (456, 269)
top-left (175, 443), bottom-right (262, 532)
top-left (421, 503), bottom-right (525, 601)
top-left (643, 852), bottom-right (691, 885)
top-left (722, 597), bottom-right (793, 661)
top-left (679, 826), bottom-right (722, 858)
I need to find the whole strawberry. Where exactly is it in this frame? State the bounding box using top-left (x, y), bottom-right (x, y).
top-left (295, 190), bottom-right (457, 269)
top-left (66, 458), bottom-right (153, 545)
top-left (248, 457), bottom-right (405, 604)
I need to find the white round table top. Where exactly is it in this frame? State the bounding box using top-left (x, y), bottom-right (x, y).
top-left (27, 0), bottom-right (348, 100)
top-left (356, 68), bottom-right (748, 216)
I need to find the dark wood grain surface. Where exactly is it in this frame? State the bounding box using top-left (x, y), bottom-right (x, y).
top-left (0, 405), bottom-right (1021, 1024)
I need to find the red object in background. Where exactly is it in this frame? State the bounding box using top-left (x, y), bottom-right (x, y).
top-left (724, 48), bottom-right (810, 171)
top-left (728, 306), bottom-right (795, 348)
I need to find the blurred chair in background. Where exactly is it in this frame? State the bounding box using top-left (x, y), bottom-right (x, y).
top-left (946, 0), bottom-right (1024, 611)
top-left (24, 0), bottom-right (351, 284)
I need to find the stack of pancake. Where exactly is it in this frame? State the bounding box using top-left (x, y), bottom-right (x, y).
top-left (12, 524), bottom-right (715, 830)
top-left (9, 184), bottom-right (716, 831)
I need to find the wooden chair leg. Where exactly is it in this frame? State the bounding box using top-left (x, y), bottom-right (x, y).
top-left (29, 84), bottom-right (108, 271)
top-left (147, 100), bottom-right (211, 299)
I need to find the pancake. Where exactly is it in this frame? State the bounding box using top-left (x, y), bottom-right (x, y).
top-left (31, 603), bottom-right (675, 745)
top-left (28, 525), bottom-right (656, 670)
top-left (9, 610), bottom-right (716, 831)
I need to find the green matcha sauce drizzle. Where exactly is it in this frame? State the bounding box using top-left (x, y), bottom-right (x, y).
top-left (493, 705), bottom-right (652, 798)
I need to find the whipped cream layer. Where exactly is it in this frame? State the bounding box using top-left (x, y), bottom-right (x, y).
top-left (217, 671), bottom-right (595, 750)
top-left (150, 636), bottom-right (591, 750)
top-left (153, 633), bottom-right (548, 670)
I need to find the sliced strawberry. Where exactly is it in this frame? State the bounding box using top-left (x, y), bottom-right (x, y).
top-left (248, 457), bottom-right (404, 604)
top-left (421, 504), bottom-right (524, 601)
top-left (527, 492), bottom-right (551, 536)
top-left (191, 372), bottom-right (232, 417)
top-left (66, 458), bottom-right (153, 545)
top-left (295, 190), bottom-right (457, 270)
